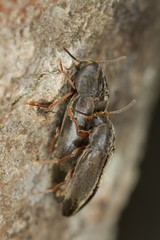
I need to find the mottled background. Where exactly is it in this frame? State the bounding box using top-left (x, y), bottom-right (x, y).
top-left (0, 0), bottom-right (160, 240)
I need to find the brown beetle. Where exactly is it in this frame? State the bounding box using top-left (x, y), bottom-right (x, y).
top-left (26, 48), bottom-right (135, 216)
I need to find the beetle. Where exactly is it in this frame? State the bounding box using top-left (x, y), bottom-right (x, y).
top-left (26, 48), bottom-right (135, 216)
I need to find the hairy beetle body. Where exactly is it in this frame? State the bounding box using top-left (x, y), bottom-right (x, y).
top-left (26, 49), bottom-right (133, 216)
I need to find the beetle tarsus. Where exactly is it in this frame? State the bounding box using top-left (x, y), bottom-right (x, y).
top-left (26, 91), bottom-right (74, 109)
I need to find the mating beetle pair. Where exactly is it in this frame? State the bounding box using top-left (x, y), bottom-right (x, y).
top-left (26, 48), bottom-right (135, 216)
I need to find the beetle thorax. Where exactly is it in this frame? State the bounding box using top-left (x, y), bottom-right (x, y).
top-left (74, 62), bottom-right (105, 97)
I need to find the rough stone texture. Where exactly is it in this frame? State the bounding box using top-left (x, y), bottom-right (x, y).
top-left (0, 0), bottom-right (160, 240)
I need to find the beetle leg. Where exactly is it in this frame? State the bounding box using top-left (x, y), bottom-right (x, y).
top-left (48, 126), bottom-right (61, 153)
top-left (39, 126), bottom-right (61, 178)
top-left (58, 146), bottom-right (85, 164)
top-left (59, 59), bottom-right (75, 89)
top-left (67, 105), bottom-right (90, 138)
top-left (32, 146), bottom-right (85, 165)
top-left (25, 181), bottom-right (67, 199)
top-left (25, 91), bottom-right (74, 109)
top-left (86, 99), bottom-right (136, 119)
top-left (32, 126), bottom-right (61, 179)
top-left (25, 169), bottom-right (74, 199)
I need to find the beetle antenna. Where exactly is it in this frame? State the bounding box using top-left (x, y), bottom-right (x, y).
top-left (63, 47), bottom-right (81, 63)
top-left (86, 100), bottom-right (136, 119)
top-left (106, 99), bottom-right (136, 115)
top-left (63, 48), bottom-right (126, 65)
top-left (97, 56), bottom-right (127, 64)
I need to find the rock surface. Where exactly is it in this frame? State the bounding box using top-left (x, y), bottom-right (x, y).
top-left (0, 0), bottom-right (160, 240)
